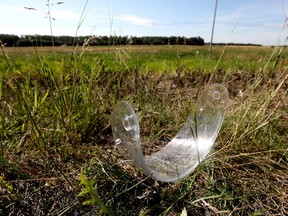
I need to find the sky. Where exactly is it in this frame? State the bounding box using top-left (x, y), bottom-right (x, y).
top-left (1, 0), bottom-right (288, 45)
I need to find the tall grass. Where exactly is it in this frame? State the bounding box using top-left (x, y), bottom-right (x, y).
top-left (0, 35), bottom-right (287, 215)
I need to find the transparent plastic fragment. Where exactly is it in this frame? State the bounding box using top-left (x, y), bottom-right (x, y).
top-left (110, 83), bottom-right (229, 182)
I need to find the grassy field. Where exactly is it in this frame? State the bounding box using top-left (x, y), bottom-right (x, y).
top-left (0, 44), bottom-right (287, 215)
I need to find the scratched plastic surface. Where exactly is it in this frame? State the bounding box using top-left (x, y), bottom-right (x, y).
top-left (110, 84), bottom-right (229, 182)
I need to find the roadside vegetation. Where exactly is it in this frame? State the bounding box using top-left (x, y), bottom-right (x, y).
top-left (0, 42), bottom-right (287, 215)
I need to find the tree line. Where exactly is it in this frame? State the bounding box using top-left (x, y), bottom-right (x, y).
top-left (0, 34), bottom-right (205, 47)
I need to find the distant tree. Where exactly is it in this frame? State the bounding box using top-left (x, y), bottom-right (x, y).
top-left (0, 34), bottom-right (206, 47)
top-left (0, 34), bottom-right (20, 46)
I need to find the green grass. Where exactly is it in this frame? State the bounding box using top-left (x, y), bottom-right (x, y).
top-left (0, 44), bottom-right (287, 215)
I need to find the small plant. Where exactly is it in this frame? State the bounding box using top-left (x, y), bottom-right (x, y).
top-left (0, 176), bottom-right (13, 193)
top-left (78, 166), bottom-right (115, 215)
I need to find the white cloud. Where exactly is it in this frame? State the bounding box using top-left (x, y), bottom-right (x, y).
top-left (52, 10), bottom-right (78, 20)
top-left (116, 14), bottom-right (154, 26)
top-left (0, 5), bottom-right (27, 13)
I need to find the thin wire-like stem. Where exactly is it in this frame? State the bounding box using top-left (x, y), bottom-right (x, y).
top-left (46, 0), bottom-right (55, 59)
top-left (209, 0), bottom-right (218, 52)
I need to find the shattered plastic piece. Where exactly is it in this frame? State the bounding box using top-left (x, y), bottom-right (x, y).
top-left (110, 83), bottom-right (229, 182)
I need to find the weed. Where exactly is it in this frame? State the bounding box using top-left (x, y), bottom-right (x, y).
top-left (78, 165), bottom-right (115, 215)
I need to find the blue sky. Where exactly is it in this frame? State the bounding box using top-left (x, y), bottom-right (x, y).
top-left (0, 0), bottom-right (288, 45)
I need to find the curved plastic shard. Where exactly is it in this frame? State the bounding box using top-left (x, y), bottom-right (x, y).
top-left (110, 83), bottom-right (229, 182)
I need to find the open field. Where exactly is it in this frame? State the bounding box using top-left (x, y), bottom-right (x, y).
top-left (0, 45), bottom-right (287, 215)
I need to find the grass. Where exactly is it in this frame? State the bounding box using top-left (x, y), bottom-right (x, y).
top-left (0, 43), bottom-right (287, 215)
